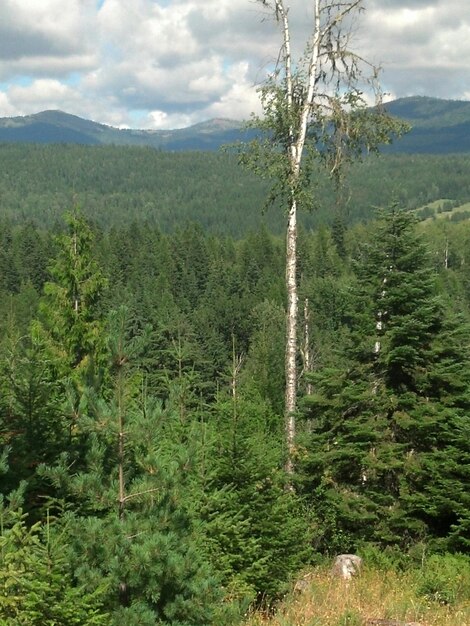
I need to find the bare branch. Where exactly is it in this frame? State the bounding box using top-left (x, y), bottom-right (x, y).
top-left (121, 487), bottom-right (160, 505)
top-left (240, 0), bottom-right (408, 477)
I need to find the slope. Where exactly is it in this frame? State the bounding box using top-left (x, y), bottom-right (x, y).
top-left (1, 96), bottom-right (470, 153)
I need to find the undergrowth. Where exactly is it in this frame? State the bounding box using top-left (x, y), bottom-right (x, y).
top-left (245, 555), bottom-right (470, 626)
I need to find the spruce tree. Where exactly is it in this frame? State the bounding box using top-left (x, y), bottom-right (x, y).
top-left (33, 212), bottom-right (108, 387)
top-left (0, 317), bottom-right (69, 512)
top-left (197, 360), bottom-right (308, 604)
top-left (301, 208), bottom-right (470, 550)
top-left (0, 508), bottom-right (110, 625)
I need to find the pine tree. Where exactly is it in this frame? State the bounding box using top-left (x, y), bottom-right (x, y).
top-left (41, 307), bottom-right (224, 625)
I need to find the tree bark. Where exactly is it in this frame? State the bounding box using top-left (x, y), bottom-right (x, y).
top-left (276, 0), bottom-right (321, 475)
top-left (284, 198), bottom-right (298, 474)
top-left (253, 0), bottom-right (400, 475)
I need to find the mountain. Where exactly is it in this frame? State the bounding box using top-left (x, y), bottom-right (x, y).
top-left (0, 110), bottom-right (252, 151)
top-left (1, 96), bottom-right (470, 153)
top-left (383, 96), bottom-right (470, 154)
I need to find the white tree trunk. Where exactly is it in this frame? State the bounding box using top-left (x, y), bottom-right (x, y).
top-left (276, 0), bottom-right (321, 474)
top-left (257, 0), bottom-right (384, 475)
top-left (302, 298), bottom-right (313, 396)
top-left (284, 197), bottom-right (298, 474)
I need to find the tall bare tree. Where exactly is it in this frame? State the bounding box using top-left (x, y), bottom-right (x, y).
top-left (241, 0), bottom-right (407, 474)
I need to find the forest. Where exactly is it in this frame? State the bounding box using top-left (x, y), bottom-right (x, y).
top-left (2, 144), bottom-right (470, 235)
top-left (1, 169), bottom-right (470, 623)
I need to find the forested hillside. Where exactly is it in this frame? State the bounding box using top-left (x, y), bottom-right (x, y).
top-left (1, 208), bottom-right (469, 624)
top-left (2, 143), bottom-right (470, 234)
top-left (1, 96), bottom-right (470, 153)
top-left (383, 96), bottom-right (470, 154)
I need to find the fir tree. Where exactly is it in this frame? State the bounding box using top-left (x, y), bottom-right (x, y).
top-left (34, 212), bottom-right (108, 387)
top-left (198, 356), bottom-right (308, 604)
top-left (301, 208), bottom-right (470, 550)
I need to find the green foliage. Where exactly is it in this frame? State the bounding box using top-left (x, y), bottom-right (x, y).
top-left (35, 211), bottom-right (108, 383)
top-left (2, 144), bottom-right (470, 235)
top-left (0, 508), bottom-right (109, 625)
top-left (416, 553), bottom-right (470, 606)
top-left (0, 323), bottom-right (70, 512)
top-left (300, 207), bottom-right (470, 551)
top-left (238, 1), bottom-right (408, 216)
top-left (39, 308), bottom-right (227, 625)
top-left (2, 195), bottom-right (470, 624)
top-left (199, 391), bottom-right (309, 604)
top-left (336, 610), bottom-right (363, 626)
top-left (242, 300), bottom-right (285, 414)
top-left (356, 543), bottom-right (411, 571)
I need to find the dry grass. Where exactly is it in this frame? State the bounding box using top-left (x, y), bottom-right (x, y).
top-left (245, 567), bottom-right (470, 626)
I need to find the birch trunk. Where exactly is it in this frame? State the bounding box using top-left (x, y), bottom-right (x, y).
top-left (284, 198), bottom-right (297, 474)
top-left (251, 0), bottom-right (398, 475)
top-left (302, 298), bottom-right (313, 396)
top-left (276, 0), bottom-right (321, 474)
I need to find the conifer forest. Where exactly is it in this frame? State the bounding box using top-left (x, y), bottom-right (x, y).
top-left (1, 0), bottom-right (470, 624)
top-left (1, 140), bottom-right (470, 624)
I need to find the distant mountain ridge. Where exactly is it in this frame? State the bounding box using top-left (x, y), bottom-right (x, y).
top-left (382, 96), bottom-right (470, 154)
top-left (1, 96), bottom-right (470, 153)
top-left (0, 110), bottom-right (251, 151)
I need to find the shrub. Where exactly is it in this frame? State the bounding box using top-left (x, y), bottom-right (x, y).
top-left (416, 553), bottom-right (470, 605)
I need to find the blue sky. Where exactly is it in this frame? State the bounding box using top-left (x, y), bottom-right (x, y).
top-left (0, 0), bottom-right (469, 129)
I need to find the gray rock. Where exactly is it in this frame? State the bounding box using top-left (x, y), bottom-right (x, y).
top-left (331, 554), bottom-right (363, 579)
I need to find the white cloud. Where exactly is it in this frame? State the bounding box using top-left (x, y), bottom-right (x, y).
top-left (203, 62), bottom-right (262, 122)
top-left (0, 92), bottom-right (18, 117)
top-left (360, 1), bottom-right (470, 99)
top-left (0, 0), bottom-right (97, 76)
top-left (8, 79), bottom-right (77, 105)
top-left (0, 1), bottom-right (469, 128)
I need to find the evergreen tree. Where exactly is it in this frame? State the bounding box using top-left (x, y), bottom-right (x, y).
top-left (0, 508), bottom-right (110, 625)
top-left (0, 449), bottom-right (109, 625)
top-left (242, 300), bottom-right (285, 415)
top-left (0, 319), bottom-right (69, 511)
top-left (13, 221), bottom-right (49, 291)
top-left (198, 360), bottom-right (308, 604)
top-left (301, 208), bottom-right (470, 550)
top-left (41, 307), bottom-right (224, 625)
top-left (34, 212), bottom-right (108, 387)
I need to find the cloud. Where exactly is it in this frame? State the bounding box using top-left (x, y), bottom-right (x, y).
top-left (362, 1), bottom-right (470, 98)
top-left (0, 77), bottom-right (132, 128)
top-left (0, 91), bottom-right (18, 117)
top-left (0, 1), bottom-right (97, 76)
top-left (0, 0), bottom-right (469, 128)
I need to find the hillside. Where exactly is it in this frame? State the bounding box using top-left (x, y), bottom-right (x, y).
top-left (1, 96), bottom-right (470, 153)
top-left (383, 96), bottom-right (470, 153)
top-left (1, 143), bottom-right (470, 234)
top-left (246, 562), bottom-right (470, 626)
top-left (0, 109), bottom-right (252, 151)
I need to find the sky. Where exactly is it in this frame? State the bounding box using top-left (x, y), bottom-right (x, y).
top-left (0, 0), bottom-right (469, 130)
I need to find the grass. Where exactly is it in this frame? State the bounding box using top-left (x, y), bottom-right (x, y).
top-left (245, 565), bottom-right (470, 626)
top-left (413, 198), bottom-right (470, 224)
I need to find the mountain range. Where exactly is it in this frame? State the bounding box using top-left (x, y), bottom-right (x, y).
top-left (1, 96), bottom-right (470, 153)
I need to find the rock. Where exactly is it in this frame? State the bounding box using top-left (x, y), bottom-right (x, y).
top-left (293, 571), bottom-right (314, 593)
top-left (331, 554), bottom-right (363, 580)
